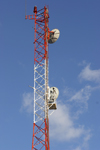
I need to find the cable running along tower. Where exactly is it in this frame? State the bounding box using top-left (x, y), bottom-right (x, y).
top-left (25, 6), bottom-right (60, 150)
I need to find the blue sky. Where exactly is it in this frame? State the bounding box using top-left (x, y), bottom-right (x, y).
top-left (0, 0), bottom-right (100, 150)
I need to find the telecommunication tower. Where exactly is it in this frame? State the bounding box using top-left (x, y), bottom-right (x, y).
top-left (25, 5), bottom-right (60, 150)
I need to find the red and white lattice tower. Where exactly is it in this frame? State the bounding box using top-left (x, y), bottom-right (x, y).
top-left (26, 6), bottom-right (50, 150)
top-left (26, 5), bottom-right (60, 150)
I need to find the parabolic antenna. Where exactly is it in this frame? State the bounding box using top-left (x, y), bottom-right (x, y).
top-left (49, 87), bottom-right (59, 103)
top-left (48, 29), bottom-right (60, 44)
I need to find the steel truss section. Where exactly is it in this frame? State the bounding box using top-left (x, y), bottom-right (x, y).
top-left (26, 6), bottom-right (50, 150)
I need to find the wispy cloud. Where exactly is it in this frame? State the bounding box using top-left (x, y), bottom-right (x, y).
top-left (78, 64), bottom-right (100, 83)
top-left (69, 85), bottom-right (92, 109)
top-left (62, 85), bottom-right (93, 119)
top-left (73, 130), bottom-right (92, 150)
top-left (63, 86), bottom-right (75, 98)
top-left (65, 85), bottom-right (100, 118)
top-left (20, 92), bottom-right (33, 113)
top-left (78, 60), bottom-right (87, 66)
top-left (73, 146), bottom-right (82, 150)
top-left (82, 130), bottom-right (92, 149)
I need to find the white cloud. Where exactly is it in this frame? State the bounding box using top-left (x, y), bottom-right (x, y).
top-left (49, 102), bottom-right (92, 150)
top-left (75, 130), bottom-right (92, 150)
top-left (78, 64), bottom-right (100, 83)
top-left (63, 86), bottom-right (75, 98)
top-left (66, 85), bottom-right (100, 118)
top-left (83, 132), bottom-right (91, 142)
top-left (20, 92), bottom-right (33, 113)
top-left (50, 102), bottom-right (85, 141)
top-left (62, 85), bottom-right (92, 119)
top-left (69, 85), bottom-right (92, 109)
top-left (82, 130), bottom-right (92, 149)
top-left (78, 60), bottom-right (87, 66)
top-left (73, 146), bottom-right (81, 150)
top-left (73, 130), bottom-right (92, 150)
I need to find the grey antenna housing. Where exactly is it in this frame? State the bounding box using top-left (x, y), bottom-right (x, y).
top-left (48, 29), bottom-right (60, 44)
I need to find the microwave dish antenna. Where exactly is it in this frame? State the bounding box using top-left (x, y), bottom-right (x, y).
top-left (48, 29), bottom-right (60, 44)
top-left (48, 87), bottom-right (59, 110)
top-left (49, 87), bottom-right (59, 102)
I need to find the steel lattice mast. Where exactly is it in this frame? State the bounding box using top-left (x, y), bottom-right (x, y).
top-left (26, 6), bottom-right (50, 150)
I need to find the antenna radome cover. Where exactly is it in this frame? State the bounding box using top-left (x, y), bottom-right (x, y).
top-left (48, 29), bottom-right (60, 44)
